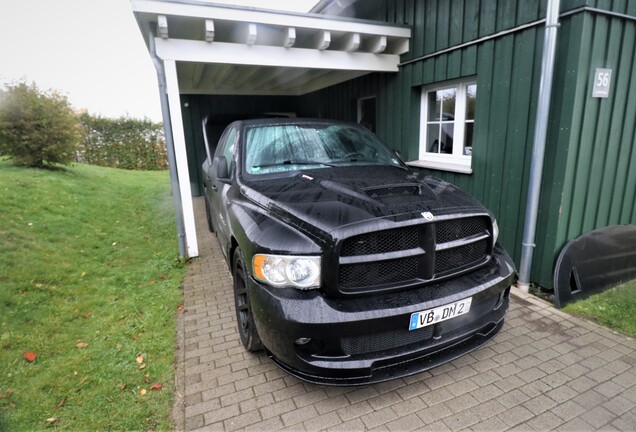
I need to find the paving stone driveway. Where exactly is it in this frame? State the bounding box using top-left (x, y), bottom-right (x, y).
top-left (173, 198), bottom-right (636, 431)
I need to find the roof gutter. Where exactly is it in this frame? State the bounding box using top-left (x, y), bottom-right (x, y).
top-left (516, 0), bottom-right (561, 292)
top-left (149, 29), bottom-right (187, 257)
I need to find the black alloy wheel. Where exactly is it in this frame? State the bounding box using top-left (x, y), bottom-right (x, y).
top-left (233, 248), bottom-right (262, 352)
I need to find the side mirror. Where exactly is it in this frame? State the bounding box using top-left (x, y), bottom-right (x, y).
top-left (216, 156), bottom-right (231, 183)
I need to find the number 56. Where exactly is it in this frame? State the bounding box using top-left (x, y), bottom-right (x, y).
top-left (596, 72), bottom-right (610, 87)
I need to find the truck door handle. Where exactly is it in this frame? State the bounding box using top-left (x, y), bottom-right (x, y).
top-left (211, 184), bottom-right (218, 192)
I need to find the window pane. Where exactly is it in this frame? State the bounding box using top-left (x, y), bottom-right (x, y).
top-left (245, 124), bottom-right (402, 175)
top-left (440, 88), bottom-right (456, 121)
top-left (427, 92), bottom-right (441, 121)
top-left (464, 122), bottom-right (473, 155)
top-left (466, 84), bottom-right (476, 120)
top-left (427, 124), bottom-right (440, 152)
top-left (440, 123), bottom-right (454, 154)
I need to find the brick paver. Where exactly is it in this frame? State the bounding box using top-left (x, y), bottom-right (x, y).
top-left (174, 197), bottom-right (636, 431)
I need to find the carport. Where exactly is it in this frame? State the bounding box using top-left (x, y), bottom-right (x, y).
top-left (131, 0), bottom-right (411, 257)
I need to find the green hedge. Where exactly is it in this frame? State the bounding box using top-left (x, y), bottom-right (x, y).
top-left (78, 114), bottom-right (168, 171)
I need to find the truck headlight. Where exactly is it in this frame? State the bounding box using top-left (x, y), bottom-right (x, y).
top-left (493, 219), bottom-right (500, 244)
top-left (252, 254), bottom-right (321, 289)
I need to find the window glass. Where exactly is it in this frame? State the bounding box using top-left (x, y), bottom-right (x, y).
top-left (419, 79), bottom-right (476, 172)
top-left (466, 84), bottom-right (477, 120)
top-left (216, 127), bottom-right (237, 176)
top-left (244, 123), bottom-right (401, 175)
top-left (464, 123), bottom-right (474, 156)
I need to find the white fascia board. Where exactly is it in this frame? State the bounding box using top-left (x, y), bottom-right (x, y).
top-left (155, 38), bottom-right (400, 72)
top-left (131, 0), bottom-right (411, 38)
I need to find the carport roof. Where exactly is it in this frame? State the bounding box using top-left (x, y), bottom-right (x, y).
top-left (131, 0), bottom-right (411, 95)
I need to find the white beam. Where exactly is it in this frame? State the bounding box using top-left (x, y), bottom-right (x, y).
top-left (312, 30), bottom-right (331, 50)
top-left (205, 19), bottom-right (214, 42)
top-left (157, 15), bottom-right (168, 39)
top-left (230, 22), bottom-right (257, 45)
top-left (246, 23), bottom-right (257, 45)
top-left (284, 27), bottom-right (296, 48)
top-left (242, 66), bottom-right (287, 90)
top-left (340, 33), bottom-right (361, 52)
top-left (388, 37), bottom-right (409, 55)
top-left (257, 67), bottom-right (314, 91)
top-left (132, 0), bottom-right (411, 38)
top-left (163, 59), bottom-right (198, 258)
top-left (154, 38), bottom-right (400, 72)
top-left (231, 66), bottom-right (262, 89)
top-left (361, 35), bottom-right (387, 54)
top-left (191, 63), bottom-right (205, 89)
top-left (269, 68), bottom-right (333, 92)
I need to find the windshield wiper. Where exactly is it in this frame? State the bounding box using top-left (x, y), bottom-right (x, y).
top-left (253, 160), bottom-right (337, 169)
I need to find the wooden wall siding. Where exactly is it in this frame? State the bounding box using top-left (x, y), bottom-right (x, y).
top-left (555, 11), bottom-right (636, 278)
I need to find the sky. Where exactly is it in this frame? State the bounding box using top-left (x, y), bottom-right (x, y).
top-left (0, 0), bottom-right (318, 122)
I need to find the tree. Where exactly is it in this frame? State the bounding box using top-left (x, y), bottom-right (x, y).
top-left (0, 82), bottom-right (80, 168)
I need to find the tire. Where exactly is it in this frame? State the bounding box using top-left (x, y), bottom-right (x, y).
top-left (233, 248), bottom-right (262, 352)
top-left (204, 196), bottom-right (214, 233)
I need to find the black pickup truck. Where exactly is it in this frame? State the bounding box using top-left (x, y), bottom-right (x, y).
top-left (202, 118), bottom-right (515, 385)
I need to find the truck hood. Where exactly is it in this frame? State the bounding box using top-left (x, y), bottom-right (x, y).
top-left (241, 165), bottom-right (488, 237)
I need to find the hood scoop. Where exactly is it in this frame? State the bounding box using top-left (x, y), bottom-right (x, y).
top-left (362, 184), bottom-right (423, 199)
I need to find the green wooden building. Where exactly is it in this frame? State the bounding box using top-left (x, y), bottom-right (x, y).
top-left (133, 0), bottom-right (636, 289)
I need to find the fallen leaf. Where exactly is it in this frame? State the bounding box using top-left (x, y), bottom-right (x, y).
top-left (135, 355), bottom-right (144, 364)
top-left (119, 383), bottom-right (127, 391)
top-left (0, 389), bottom-right (13, 399)
top-left (177, 304), bottom-right (184, 312)
top-left (56, 398), bottom-right (66, 409)
top-left (149, 383), bottom-right (162, 391)
top-left (116, 344), bottom-right (122, 349)
top-left (159, 274), bottom-right (167, 279)
top-left (75, 342), bottom-right (88, 349)
top-left (148, 280), bottom-right (156, 285)
top-left (144, 374), bottom-right (150, 383)
top-left (22, 352), bottom-right (37, 363)
top-left (45, 418), bottom-right (59, 424)
top-left (84, 312), bottom-right (91, 319)
top-left (140, 389), bottom-right (147, 396)
top-left (131, 335), bottom-right (139, 341)
top-left (139, 363), bottom-right (146, 370)
top-left (112, 242), bottom-right (117, 246)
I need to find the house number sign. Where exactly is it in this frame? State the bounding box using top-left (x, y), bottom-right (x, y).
top-left (592, 68), bottom-right (612, 98)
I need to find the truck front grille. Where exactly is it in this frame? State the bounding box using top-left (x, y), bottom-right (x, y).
top-left (337, 216), bottom-right (492, 294)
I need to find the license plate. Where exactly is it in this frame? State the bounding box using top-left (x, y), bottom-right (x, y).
top-left (409, 297), bottom-right (472, 331)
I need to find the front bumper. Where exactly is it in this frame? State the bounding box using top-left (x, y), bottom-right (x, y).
top-left (249, 245), bottom-right (516, 385)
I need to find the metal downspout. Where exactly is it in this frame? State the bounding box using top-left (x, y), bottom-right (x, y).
top-left (516, 0), bottom-right (561, 292)
top-left (149, 31), bottom-right (187, 257)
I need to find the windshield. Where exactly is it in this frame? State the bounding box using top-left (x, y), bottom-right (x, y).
top-left (244, 123), bottom-right (402, 175)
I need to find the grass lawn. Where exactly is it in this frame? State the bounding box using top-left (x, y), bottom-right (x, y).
top-left (563, 280), bottom-right (636, 338)
top-left (0, 161), bottom-right (185, 430)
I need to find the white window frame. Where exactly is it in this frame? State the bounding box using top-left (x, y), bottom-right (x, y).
top-left (409, 79), bottom-right (476, 174)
